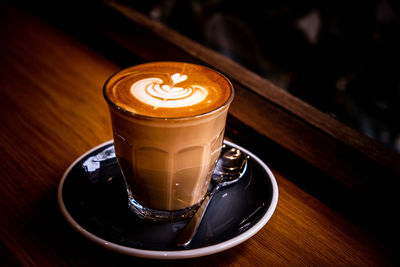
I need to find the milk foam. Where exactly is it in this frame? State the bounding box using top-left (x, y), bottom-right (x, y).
top-left (130, 73), bottom-right (208, 109)
top-left (105, 62), bottom-right (233, 118)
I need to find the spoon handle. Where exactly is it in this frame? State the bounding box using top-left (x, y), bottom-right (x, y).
top-left (176, 190), bottom-right (214, 247)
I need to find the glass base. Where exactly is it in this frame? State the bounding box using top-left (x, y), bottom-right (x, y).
top-left (126, 188), bottom-right (201, 222)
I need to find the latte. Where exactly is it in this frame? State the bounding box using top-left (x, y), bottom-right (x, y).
top-left (104, 62), bottom-right (233, 220)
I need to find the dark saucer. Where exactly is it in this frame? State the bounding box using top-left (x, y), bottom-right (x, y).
top-left (58, 140), bottom-right (278, 259)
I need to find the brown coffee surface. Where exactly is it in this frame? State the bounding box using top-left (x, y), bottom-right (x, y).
top-left (105, 62), bottom-right (232, 118)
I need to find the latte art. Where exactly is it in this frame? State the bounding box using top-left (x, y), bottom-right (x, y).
top-left (104, 62), bottom-right (232, 118)
top-left (131, 73), bottom-right (208, 109)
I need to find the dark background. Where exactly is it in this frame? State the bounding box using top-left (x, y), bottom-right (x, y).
top-left (12, 0), bottom-right (400, 153)
top-left (125, 0), bottom-right (400, 154)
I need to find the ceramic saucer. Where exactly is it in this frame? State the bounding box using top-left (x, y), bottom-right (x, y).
top-left (58, 140), bottom-right (278, 259)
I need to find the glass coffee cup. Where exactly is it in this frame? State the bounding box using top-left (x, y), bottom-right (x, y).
top-left (104, 62), bottom-right (233, 221)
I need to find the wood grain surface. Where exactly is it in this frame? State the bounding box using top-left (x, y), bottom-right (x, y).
top-left (0, 3), bottom-right (397, 266)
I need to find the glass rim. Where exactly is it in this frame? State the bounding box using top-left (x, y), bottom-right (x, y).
top-left (103, 61), bottom-right (234, 121)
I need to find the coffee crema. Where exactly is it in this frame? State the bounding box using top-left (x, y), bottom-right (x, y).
top-left (104, 62), bottom-right (232, 118)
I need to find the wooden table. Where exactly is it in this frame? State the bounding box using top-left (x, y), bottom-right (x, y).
top-left (1, 2), bottom-right (399, 266)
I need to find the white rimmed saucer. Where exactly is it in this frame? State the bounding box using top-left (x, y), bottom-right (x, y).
top-left (58, 140), bottom-right (278, 259)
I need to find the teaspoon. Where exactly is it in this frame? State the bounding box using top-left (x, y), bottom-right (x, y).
top-left (176, 145), bottom-right (248, 247)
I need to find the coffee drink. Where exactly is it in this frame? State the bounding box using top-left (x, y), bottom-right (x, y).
top-left (104, 62), bottom-right (233, 220)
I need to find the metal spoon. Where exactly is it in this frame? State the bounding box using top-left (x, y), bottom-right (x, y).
top-left (176, 145), bottom-right (248, 247)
